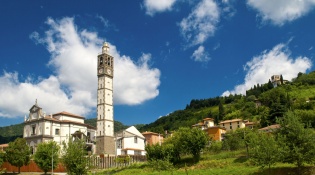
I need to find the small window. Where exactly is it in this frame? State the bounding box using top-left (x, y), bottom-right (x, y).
top-left (32, 126), bottom-right (36, 135)
top-left (223, 123), bottom-right (225, 126)
top-left (230, 126), bottom-right (232, 129)
top-left (238, 125), bottom-right (240, 128)
top-left (230, 122), bottom-right (232, 125)
top-left (55, 129), bottom-right (60, 135)
top-left (134, 136), bottom-right (138, 143)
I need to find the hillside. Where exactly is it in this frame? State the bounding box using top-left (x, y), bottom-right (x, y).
top-left (139, 71), bottom-right (315, 133)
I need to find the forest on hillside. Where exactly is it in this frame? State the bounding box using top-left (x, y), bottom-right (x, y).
top-left (139, 71), bottom-right (315, 134)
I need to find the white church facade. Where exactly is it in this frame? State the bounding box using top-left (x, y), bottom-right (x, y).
top-left (23, 101), bottom-right (96, 154)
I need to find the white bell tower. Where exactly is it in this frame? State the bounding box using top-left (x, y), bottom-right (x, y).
top-left (96, 42), bottom-right (115, 155)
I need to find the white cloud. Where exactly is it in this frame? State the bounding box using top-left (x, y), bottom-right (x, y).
top-left (0, 17), bottom-right (160, 118)
top-left (222, 43), bottom-right (312, 96)
top-left (247, 0), bottom-right (315, 26)
top-left (191, 45), bottom-right (211, 62)
top-left (179, 0), bottom-right (220, 46)
top-left (143, 0), bottom-right (177, 16)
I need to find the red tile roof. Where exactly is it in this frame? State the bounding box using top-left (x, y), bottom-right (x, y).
top-left (259, 124), bottom-right (280, 131)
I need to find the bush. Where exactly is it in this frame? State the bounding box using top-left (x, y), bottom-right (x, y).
top-left (148, 159), bottom-right (174, 171)
top-left (207, 141), bottom-right (222, 153)
top-left (145, 143), bottom-right (178, 163)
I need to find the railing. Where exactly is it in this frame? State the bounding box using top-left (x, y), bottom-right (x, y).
top-left (88, 155), bottom-right (147, 169)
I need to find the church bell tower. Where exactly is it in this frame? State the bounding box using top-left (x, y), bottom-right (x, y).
top-left (96, 42), bottom-right (115, 155)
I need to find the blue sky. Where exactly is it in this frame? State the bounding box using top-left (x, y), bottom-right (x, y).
top-left (0, 0), bottom-right (314, 127)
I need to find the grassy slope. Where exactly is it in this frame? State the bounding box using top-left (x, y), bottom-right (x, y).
top-left (92, 150), bottom-right (315, 175)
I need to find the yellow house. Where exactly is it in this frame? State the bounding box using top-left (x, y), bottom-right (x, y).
top-left (204, 126), bottom-right (226, 141)
top-left (219, 119), bottom-right (246, 131)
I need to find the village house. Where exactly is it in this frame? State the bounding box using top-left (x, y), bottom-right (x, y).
top-left (244, 121), bottom-right (256, 129)
top-left (204, 126), bottom-right (226, 141)
top-left (219, 119), bottom-right (246, 131)
top-left (115, 126), bottom-right (146, 156)
top-left (142, 131), bottom-right (163, 145)
top-left (23, 101), bottom-right (96, 154)
top-left (192, 118), bottom-right (226, 141)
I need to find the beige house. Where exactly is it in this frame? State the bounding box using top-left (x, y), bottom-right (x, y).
top-left (192, 118), bottom-right (215, 130)
top-left (219, 119), bottom-right (246, 131)
top-left (23, 101), bottom-right (96, 154)
top-left (142, 131), bottom-right (163, 146)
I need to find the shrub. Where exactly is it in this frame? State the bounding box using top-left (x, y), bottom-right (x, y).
top-left (145, 143), bottom-right (178, 163)
top-left (208, 141), bottom-right (222, 153)
top-left (148, 159), bottom-right (174, 171)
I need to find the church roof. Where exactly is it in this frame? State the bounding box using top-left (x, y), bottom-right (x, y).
top-left (53, 111), bottom-right (85, 119)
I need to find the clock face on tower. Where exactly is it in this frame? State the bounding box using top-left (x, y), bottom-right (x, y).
top-left (98, 69), bottom-right (103, 74)
top-left (107, 69), bottom-right (111, 75)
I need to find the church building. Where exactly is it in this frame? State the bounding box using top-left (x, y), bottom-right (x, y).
top-left (23, 100), bottom-right (96, 154)
top-left (23, 43), bottom-right (115, 155)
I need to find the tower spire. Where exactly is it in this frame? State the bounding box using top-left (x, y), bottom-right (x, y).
top-left (102, 42), bottom-right (109, 54)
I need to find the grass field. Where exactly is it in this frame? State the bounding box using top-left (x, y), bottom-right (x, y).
top-left (89, 150), bottom-right (315, 175)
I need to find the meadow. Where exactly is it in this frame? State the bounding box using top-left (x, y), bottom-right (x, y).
top-left (89, 150), bottom-right (315, 175)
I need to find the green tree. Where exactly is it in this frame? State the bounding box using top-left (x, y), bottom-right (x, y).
top-left (62, 138), bottom-right (88, 175)
top-left (277, 112), bottom-right (315, 175)
top-left (222, 130), bottom-right (244, 151)
top-left (168, 127), bottom-right (208, 162)
top-left (5, 138), bottom-right (30, 173)
top-left (249, 131), bottom-right (280, 174)
top-left (34, 141), bottom-right (60, 174)
top-left (218, 101), bottom-right (225, 121)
